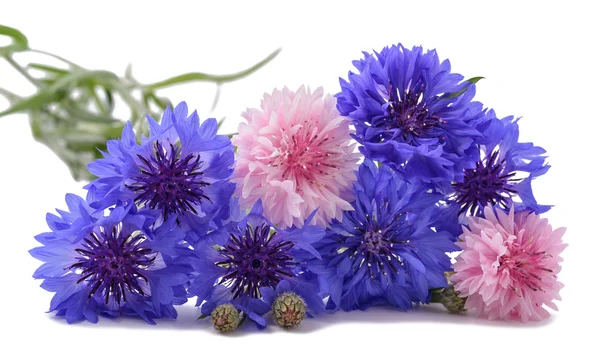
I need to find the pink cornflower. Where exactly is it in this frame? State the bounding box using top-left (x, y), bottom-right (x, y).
top-left (451, 206), bottom-right (566, 322)
top-left (232, 86), bottom-right (360, 228)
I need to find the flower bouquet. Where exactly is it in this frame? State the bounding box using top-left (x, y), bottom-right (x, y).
top-left (28, 42), bottom-right (566, 331)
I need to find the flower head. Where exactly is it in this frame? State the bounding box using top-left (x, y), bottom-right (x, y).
top-left (336, 44), bottom-right (484, 186)
top-left (430, 274), bottom-right (467, 314)
top-left (86, 102), bottom-right (234, 229)
top-left (433, 286), bottom-right (467, 314)
top-left (451, 206), bottom-right (566, 321)
top-left (271, 292), bottom-right (306, 328)
top-left (232, 86), bottom-right (360, 228)
top-left (453, 111), bottom-right (550, 216)
top-left (308, 160), bottom-right (458, 311)
top-left (211, 303), bottom-right (241, 333)
top-left (261, 279), bottom-right (325, 328)
top-left (187, 200), bottom-right (325, 329)
top-left (30, 192), bottom-right (188, 324)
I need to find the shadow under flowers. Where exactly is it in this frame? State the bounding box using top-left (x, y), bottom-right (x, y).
top-left (293, 303), bottom-right (556, 334)
top-left (48, 302), bottom-right (555, 336)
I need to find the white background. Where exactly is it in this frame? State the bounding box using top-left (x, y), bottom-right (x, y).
top-left (0, 1), bottom-right (597, 361)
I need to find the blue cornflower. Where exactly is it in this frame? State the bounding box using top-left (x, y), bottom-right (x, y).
top-left (336, 44), bottom-right (485, 186)
top-left (30, 192), bottom-right (189, 324)
top-left (307, 160), bottom-right (458, 311)
top-left (187, 200), bottom-right (325, 329)
top-left (86, 102), bottom-right (234, 230)
top-left (453, 110), bottom-right (551, 216)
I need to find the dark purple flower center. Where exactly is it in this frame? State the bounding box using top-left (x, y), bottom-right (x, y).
top-left (361, 230), bottom-right (388, 253)
top-left (387, 85), bottom-right (442, 143)
top-left (454, 150), bottom-right (520, 215)
top-left (342, 212), bottom-right (411, 284)
top-left (357, 228), bottom-right (403, 281)
top-left (66, 224), bottom-right (156, 305)
top-left (216, 224), bottom-right (296, 299)
top-left (129, 140), bottom-right (211, 220)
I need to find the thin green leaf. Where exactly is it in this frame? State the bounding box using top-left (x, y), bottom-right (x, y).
top-left (146, 92), bottom-right (170, 110)
top-left (0, 70), bottom-right (119, 118)
top-left (466, 76), bottom-right (484, 84)
top-left (0, 87), bottom-right (20, 103)
top-left (111, 82), bottom-right (145, 122)
top-left (63, 103), bottom-right (121, 124)
top-left (103, 87), bottom-right (115, 114)
top-left (210, 84), bottom-right (221, 112)
top-left (49, 70), bottom-right (120, 91)
top-left (125, 63), bottom-right (133, 80)
top-left (0, 90), bottom-right (64, 118)
top-left (5, 56), bottom-right (40, 86)
top-left (145, 48), bottom-right (281, 90)
top-left (28, 63), bottom-right (69, 75)
top-left (445, 76), bottom-right (485, 99)
top-left (86, 85), bottom-right (108, 115)
top-left (28, 109), bottom-right (95, 181)
top-left (28, 48), bottom-right (82, 69)
top-left (0, 24), bottom-right (29, 56)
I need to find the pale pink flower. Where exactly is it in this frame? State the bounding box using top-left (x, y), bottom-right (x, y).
top-left (232, 86), bottom-right (360, 228)
top-left (451, 206), bottom-right (567, 322)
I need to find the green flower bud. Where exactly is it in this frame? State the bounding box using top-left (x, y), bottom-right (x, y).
top-left (211, 303), bottom-right (240, 333)
top-left (431, 286), bottom-right (466, 314)
top-left (272, 292), bottom-right (307, 328)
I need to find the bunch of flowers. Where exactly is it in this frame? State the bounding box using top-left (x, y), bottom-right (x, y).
top-left (31, 43), bottom-right (566, 331)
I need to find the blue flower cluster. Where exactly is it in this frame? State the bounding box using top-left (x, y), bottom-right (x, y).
top-left (337, 44), bottom-right (549, 220)
top-left (185, 200), bottom-right (325, 329)
top-left (31, 102), bottom-right (236, 324)
top-left (30, 43), bottom-right (551, 331)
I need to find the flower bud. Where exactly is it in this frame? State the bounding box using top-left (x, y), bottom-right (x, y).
top-left (272, 292), bottom-right (306, 328)
top-left (211, 303), bottom-right (240, 333)
top-left (431, 286), bottom-right (466, 314)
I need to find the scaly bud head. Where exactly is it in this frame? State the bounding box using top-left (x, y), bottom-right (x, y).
top-left (433, 286), bottom-right (466, 314)
top-left (211, 303), bottom-right (240, 333)
top-left (272, 292), bottom-right (307, 328)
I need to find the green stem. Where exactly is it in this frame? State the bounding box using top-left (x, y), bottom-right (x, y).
top-left (429, 288), bottom-right (444, 303)
top-left (29, 48), bottom-right (83, 69)
top-left (87, 85), bottom-right (108, 115)
top-left (147, 92), bottom-right (169, 110)
top-left (112, 83), bottom-right (146, 117)
top-left (5, 56), bottom-right (40, 87)
top-left (210, 84), bottom-right (221, 112)
top-left (144, 48), bottom-right (281, 90)
top-left (111, 83), bottom-right (148, 140)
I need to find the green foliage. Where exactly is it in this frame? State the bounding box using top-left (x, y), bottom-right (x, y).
top-left (0, 25), bottom-right (279, 180)
top-left (445, 76), bottom-right (485, 99)
top-left (0, 25), bottom-right (29, 55)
